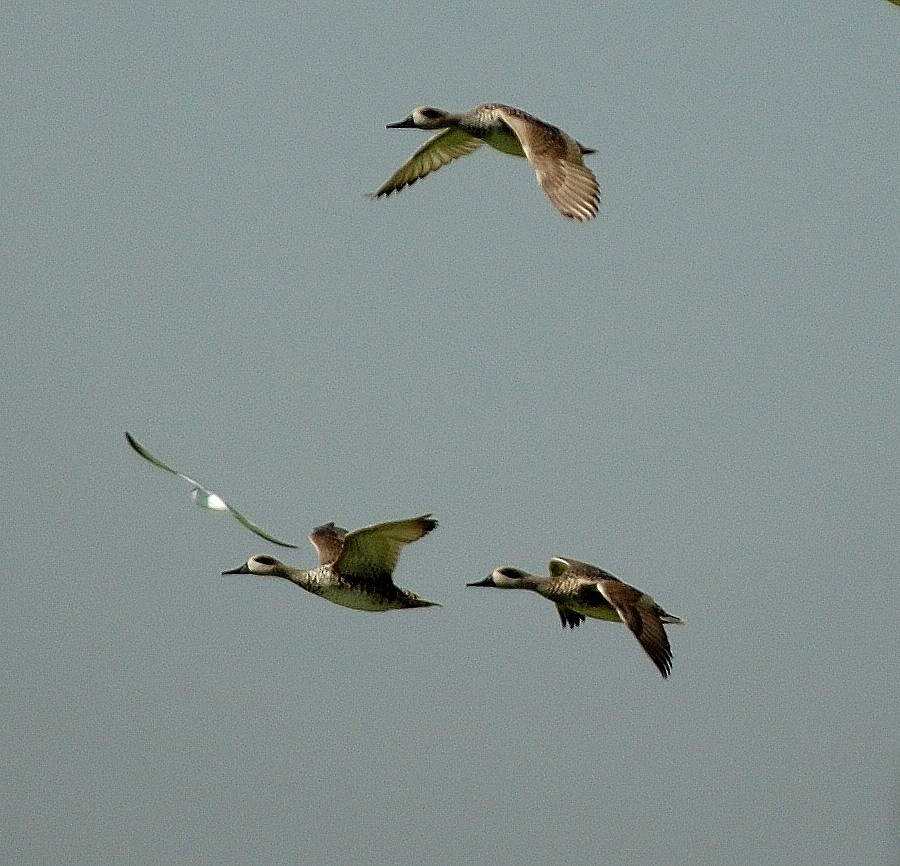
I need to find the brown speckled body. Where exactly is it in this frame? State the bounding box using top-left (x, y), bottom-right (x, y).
top-left (223, 515), bottom-right (440, 612)
top-left (469, 556), bottom-right (683, 677)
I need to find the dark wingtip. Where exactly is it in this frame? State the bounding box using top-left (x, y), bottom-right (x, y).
top-left (124, 431), bottom-right (152, 460)
top-left (652, 652), bottom-right (674, 678)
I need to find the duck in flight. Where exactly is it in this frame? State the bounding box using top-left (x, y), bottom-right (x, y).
top-left (223, 514), bottom-right (440, 611)
top-left (125, 431), bottom-right (297, 548)
top-left (468, 557), bottom-right (683, 677)
top-left (374, 103), bottom-right (600, 221)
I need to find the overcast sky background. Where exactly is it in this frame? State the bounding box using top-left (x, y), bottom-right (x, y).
top-left (4, 2), bottom-right (899, 864)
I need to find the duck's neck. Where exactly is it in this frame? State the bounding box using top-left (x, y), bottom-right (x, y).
top-left (514, 573), bottom-right (547, 592)
top-left (278, 564), bottom-right (319, 592)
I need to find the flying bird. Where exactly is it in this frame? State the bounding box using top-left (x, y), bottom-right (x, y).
top-left (223, 514), bottom-right (440, 611)
top-left (374, 104), bottom-right (600, 221)
top-left (468, 557), bottom-right (683, 677)
top-left (125, 431), bottom-right (298, 548)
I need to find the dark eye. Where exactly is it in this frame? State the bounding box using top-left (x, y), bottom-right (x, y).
top-left (421, 108), bottom-right (441, 119)
top-left (256, 555), bottom-right (276, 566)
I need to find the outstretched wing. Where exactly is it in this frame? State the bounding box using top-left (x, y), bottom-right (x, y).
top-left (125, 431), bottom-right (298, 549)
top-left (496, 107), bottom-right (599, 221)
top-left (596, 580), bottom-right (675, 678)
top-left (373, 129), bottom-right (483, 197)
top-left (333, 514), bottom-right (437, 584)
top-left (222, 503), bottom-right (299, 549)
top-left (126, 431), bottom-right (204, 488)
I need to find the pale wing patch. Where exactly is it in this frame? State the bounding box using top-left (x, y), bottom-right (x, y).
top-left (374, 129), bottom-right (483, 197)
top-left (192, 489), bottom-right (228, 512)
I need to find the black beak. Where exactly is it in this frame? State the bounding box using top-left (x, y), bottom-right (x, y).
top-left (222, 564), bottom-right (250, 575)
top-left (386, 117), bottom-right (416, 129)
top-left (466, 576), bottom-right (494, 587)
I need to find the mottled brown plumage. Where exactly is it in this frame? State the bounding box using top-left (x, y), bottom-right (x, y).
top-left (308, 522), bottom-right (348, 566)
top-left (375, 104), bottom-right (600, 221)
top-left (469, 556), bottom-right (683, 677)
top-left (223, 515), bottom-right (439, 612)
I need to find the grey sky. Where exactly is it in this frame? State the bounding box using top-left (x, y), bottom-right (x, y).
top-left (4, 2), bottom-right (899, 864)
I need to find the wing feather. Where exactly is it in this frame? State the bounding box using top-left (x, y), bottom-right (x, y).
top-left (596, 581), bottom-right (675, 678)
top-left (308, 523), bottom-right (349, 566)
top-left (374, 129), bottom-right (483, 197)
top-left (125, 431), bottom-right (298, 549)
top-left (495, 107), bottom-right (600, 221)
top-left (556, 604), bottom-right (586, 629)
top-left (333, 514), bottom-right (437, 583)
